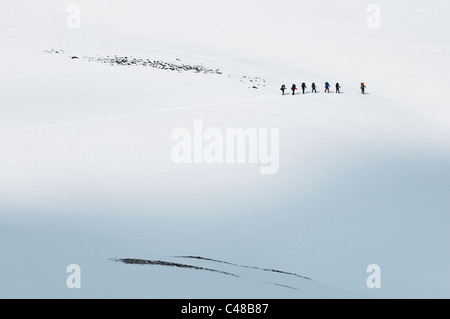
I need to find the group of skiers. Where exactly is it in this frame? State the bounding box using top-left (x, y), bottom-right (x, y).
top-left (280, 82), bottom-right (367, 95)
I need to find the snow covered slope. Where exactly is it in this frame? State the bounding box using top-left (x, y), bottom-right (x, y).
top-left (0, 0), bottom-right (449, 298)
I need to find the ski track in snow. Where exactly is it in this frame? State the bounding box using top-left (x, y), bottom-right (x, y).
top-left (0, 95), bottom-right (274, 134)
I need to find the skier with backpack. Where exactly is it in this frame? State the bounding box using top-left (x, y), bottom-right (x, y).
top-left (335, 83), bottom-right (341, 94)
top-left (311, 82), bottom-right (317, 93)
top-left (301, 82), bottom-right (307, 94)
top-left (325, 82), bottom-right (330, 93)
top-left (291, 84), bottom-right (297, 95)
top-left (361, 82), bottom-right (366, 94)
top-left (280, 84), bottom-right (286, 95)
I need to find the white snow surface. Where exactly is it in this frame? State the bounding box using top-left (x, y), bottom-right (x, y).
top-left (0, 0), bottom-right (449, 298)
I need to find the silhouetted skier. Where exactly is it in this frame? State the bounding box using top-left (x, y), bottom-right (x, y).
top-left (361, 82), bottom-right (366, 94)
top-left (325, 82), bottom-right (330, 93)
top-left (311, 82), bottom-right (317, 93)
top-left (291, 84), bottom-right (297, 95)
top-left (280, 84), bottom-right (286, 95)
top-left (301, 82), bottom-right (307, 94)
top-left (335, 83), bottom-right (341, 94)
